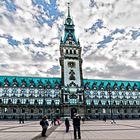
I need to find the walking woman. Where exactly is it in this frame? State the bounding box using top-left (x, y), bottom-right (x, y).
top-left (65, 118), bottom-right (70, 133)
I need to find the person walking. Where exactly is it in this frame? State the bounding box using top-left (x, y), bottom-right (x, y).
top-left (22, 116), bottom-right (24, 124)
top-left (65, 118), bottom-right (70, 133)
top-left (54, 118), bottom-right (56, 125)
top-left (40, 116), bottom-right (49, 137)
top-left (73, 114), bottom-right (81, 139)
top-left (19, 115), bottom-right (22, 124)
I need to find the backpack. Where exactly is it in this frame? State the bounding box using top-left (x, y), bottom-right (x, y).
top-left (40, 120), bottom-right (44, 126)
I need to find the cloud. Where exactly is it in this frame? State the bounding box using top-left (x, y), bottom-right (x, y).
top-left (0, 0), bottom-right (140, 81)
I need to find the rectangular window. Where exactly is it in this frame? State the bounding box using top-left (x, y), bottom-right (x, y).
top-left (38, 99), bottom-right (43, 105)
top-left (79, 95), bottom-right (82, 102)
top-left (55, 100), bottom-right (60, 105)
top-left (3, 98), bottom-right (8, 104)
top-left (65, 95), bottom-right (68, 102)
top-left (30, 99), bottom-right (35, 104)
top-left (70, 99), bottom-right (77, 105)
top-left (86, 100), bottom-right (90, 105)
top-left (21, 99), bottom-right (26, 104)
top-left (47, 99), bottom-right (51, 105)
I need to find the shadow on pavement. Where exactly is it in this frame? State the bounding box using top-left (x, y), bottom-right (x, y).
top-left (32, 125), bottom-right (58, 140)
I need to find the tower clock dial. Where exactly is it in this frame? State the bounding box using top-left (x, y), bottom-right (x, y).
top-left (68, 62), bottom-right (75, 68)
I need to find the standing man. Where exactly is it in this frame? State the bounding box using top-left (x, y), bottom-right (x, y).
top-left (73, 114), bottom-right (81, 139)
top-left (40, 116), bottom-right (49, 137)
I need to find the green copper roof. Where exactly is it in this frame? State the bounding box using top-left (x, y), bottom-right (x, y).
top-left (0, 76), bottom-right (61, 88)
top-left (61, 3), bottom-right (78, 45)
top-left (83, 79), bottom-right (140, 89)
top-left (0, 76), bottom-right (140, 90)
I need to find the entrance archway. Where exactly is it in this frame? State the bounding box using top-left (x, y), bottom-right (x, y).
top-left (71, 108), bottom-right (77, 118)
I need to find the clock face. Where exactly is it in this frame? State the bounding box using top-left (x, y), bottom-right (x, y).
top-left (68, 62), bottom-right (75, 68)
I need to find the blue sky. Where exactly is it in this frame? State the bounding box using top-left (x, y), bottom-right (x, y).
top-left (0, 0), bottom-right (140, 80)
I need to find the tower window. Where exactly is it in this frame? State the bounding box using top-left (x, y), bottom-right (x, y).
top-left (74, 50), bottom-right (76, 54)
top-left (70, 50), bottom-right (72, 54)
top-left (79, 95), bottom-right (82, 102)
top-left (65, 95), bottom-right (68, 102)
top-left (69, 70), bottom-right (76, 80)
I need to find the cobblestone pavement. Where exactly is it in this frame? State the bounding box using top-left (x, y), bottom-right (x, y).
top-left (0, 121), bottom-right (51, 140)
top-left (1, 120), bottom-right (140, 140)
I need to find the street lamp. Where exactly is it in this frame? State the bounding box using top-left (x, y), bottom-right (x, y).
top-left (82, 88), bottom-right (86, 118)
top-left (108, 90), bottom-right (115, 124)
top-left (109, 91), bottom-right (113, 119)
top-left (43, 86), bottom-right (46, 116)
top-left (61, 87), bottom-right (64, 118)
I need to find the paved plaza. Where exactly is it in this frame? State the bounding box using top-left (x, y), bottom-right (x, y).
top-left (1, 120), bottom-right (140, 140)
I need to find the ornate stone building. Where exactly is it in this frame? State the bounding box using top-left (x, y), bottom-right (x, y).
top-left (0, 5), bottom-right (140, 120)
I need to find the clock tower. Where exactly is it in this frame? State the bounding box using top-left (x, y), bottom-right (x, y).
top-left (59, 3), bottom-right (83, 111)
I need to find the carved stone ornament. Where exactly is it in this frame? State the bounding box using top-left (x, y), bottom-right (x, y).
top-left (69, 94), bottom-right (77, 99)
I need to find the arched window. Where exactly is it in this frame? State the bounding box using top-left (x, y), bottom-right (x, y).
top-left (34, 99), bottom-right (38, 104)
top-left (79, 95), bottom-right (82, 102)
top-left (70, 49), bottom-right (72, 54)
top-left (113, 101), bottom-right (116, 105)
top-left (106, 101), bottom-right (109, 105)
top-left (65, 95), bottom-right (68, 102)
top-left (17, 99), bottom-right (21, 104)
top-left (74, 50), bottom-right (76, 54)
top-left (31, 109), bottom-right (34, 113)
top-left (87, 109), bottom-right (91, 113)
top-left (98, 100), bottom-right (102, 105)
top-left (13, 108), bottom-right (16, 113)
top-left (39, 109), bottom-right (42, 113)
top-left (66, 49), bottom-right (68, 54)
top-left (4, 108), bottom-right (7, 113)
top-left (8, 99), bottom-right (12, 104)
top-left (56, 108), bottom-right (60, 113)
top-left (22, 109), bottom-right (25, 113)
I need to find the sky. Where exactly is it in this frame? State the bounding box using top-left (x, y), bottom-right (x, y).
top-left (0, 0), bottom-right (140, 81)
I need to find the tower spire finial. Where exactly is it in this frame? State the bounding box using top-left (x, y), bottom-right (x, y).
top-left (67, 2), bottom-right (70, 18)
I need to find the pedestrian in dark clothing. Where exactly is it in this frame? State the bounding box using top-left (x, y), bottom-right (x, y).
top-left (54, 118), bottom-right (56, 125)
top-left (19, 116), bottom-right (22, 124)
top-left (65, 118), bottom-right (70, 132)
top-left (40, 116), bottom-right (49, 137)
top-left (103, 115), bottom-right (106, 122)
top-left (73, 114), bottom-right (81, 139)
top-left (22, 116), bottom-right (24, 124)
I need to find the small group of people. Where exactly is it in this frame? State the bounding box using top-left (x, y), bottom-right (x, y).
top-left (65, 113), bottom-right (81, 139)
top-left (40, 114), bottom-right (82, 139)
top-left (19, 116), bottom-right (24, 124)
top-left (51, 117), bottom-right (61, 126)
